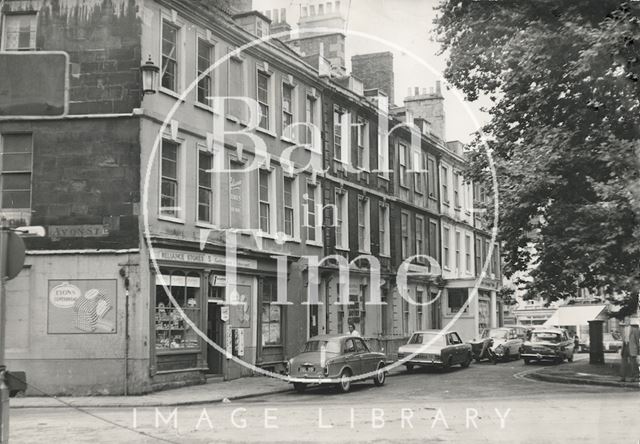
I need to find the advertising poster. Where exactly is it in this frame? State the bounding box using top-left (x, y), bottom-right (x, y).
top-left (229, 284), bottom-right (251, 328)
top-left (47, 279), bottom-right (117, 334)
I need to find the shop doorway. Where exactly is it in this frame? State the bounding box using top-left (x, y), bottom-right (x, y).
top-left (207, 303), bottom-right (224, 375)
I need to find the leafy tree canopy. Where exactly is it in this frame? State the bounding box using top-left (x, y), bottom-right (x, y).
top-left (435, 0), bottom-right (640, 317)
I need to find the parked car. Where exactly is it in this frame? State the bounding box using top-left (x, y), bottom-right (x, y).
top-left (521, 328), bottom-right (575, 364)
top-left (470, 326), bottom-right (527, 362)
top-left (287, 334), bottom-right (387, 393)
top-left (603, 332), bottom-right (623, 353)
top-left (397, 330), bottom-right (472, 371)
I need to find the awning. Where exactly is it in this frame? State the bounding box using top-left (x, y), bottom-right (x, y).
top-left (543, 305), bottom-right (607, 327)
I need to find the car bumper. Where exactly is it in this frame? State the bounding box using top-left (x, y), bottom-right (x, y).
top-left (522, 352), bottom-right (560, 360)
top-left (399, 358), bottom-right (444, 366)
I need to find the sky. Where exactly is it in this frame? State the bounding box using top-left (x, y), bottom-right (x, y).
top-left (252, 0), bottom-right (490, 143)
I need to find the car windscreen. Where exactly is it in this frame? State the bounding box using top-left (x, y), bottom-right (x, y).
top-left (531, 332), bottom-right (562, 343)
top-left (303, 340), bottom-right (341, 353)
top-left (483, 328), bottom-right (509, 339)
top-left (408, 333), bottom-right (445, 347)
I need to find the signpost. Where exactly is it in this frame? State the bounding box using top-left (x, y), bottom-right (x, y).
top-left (0, 226), bottom-right (43, 444)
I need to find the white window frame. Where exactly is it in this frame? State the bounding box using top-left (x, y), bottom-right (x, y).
top-left (401, 211), bottom-right (409, 258)
top-left (443, 225), bottom-right (451, 269)
top-left (256, 67), bottom-right (274, 131)
top-left (333, 107), bottom-right (351, 163)
top-left (335, 189), bottom-right (348, 249)
top-left (465, 234), bottom-right (472, 274)
top-left (197, 147), bottom-right (214, 224)
top-left (416, 216), bottom-right (424, 255)
top-left (159, 137), bottom-right (185, 222)
top-left (305, 92), bottom-right (320, 150)
top-left (1, 12), bottom-right (37, 51)
top-left (281, 78), bottom-right (296, 141)
top-left (356, 117), bottom-right (369, 171)
top-left (0, 132), bottom-right (33, 212)
top-left (357, 196), bottom-right (370, 253)
top-left (413, 151), bottom-right (423, 194)
top-left (377, 129), bottom-right (389, 179)
top-left (305, 179), bottom-right (321, 244)
top-left (258, 168), bottom-right (276, 235)
top-left (455, 230), bottom-right (461, 271)
top-left (159, 14), bottom-right (185, 95)
top-left (399, 142), bottom-right (409, 188)
top-left (379, 203), bottom-right (390, 256)
top-left (441, 165), bottom-right (450, 205)
top-left (283, 174), bottom-right (299, 240)
top-left (195, 35), bottom-right (215, 108)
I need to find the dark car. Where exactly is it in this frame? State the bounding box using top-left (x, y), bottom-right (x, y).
top-left (397, 330), bottom-right (473, 371)
top-left (522, 328), bottom-right (575, 364)
top-left (287, 334), bottom-right (387, 393)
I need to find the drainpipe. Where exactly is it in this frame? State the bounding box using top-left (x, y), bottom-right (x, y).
top-left (120, 267), bottom-right (130, 396)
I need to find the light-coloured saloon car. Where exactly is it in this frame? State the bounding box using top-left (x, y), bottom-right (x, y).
top-left (484, 326), bottom-right (528, 361)
top-left (397, 330), bottom-right (472, 371)
top-left (287, 335), bottom-right (387, 393)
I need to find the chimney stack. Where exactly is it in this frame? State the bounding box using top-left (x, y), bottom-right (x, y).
top-left (351, 52), bottom-right (395, 105)
top-left (403, 81), bottom-right (446, 140)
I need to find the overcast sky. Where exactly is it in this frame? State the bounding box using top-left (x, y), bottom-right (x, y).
top-left (253, 0), bottom-right (490, 143)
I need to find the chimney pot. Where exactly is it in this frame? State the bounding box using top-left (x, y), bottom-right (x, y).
top-left (326, 2), bottom-right (332, 12)
top-left (421, 88), bottom-right (427, 94)
top-left (273, 9), bottom-right (279, 22)
top-left (414, 87), bottom-right (420, 96)
top-left (335, 1), bottom-right (341, 11)
top-left (301, 6), bottom-right (307, 17)
top-left (436, 80), bottom-right (442, 95)
top-left (319, 4), bottom-right (324, 15)
top-left (407, 87), bottom-right (412, 97)
top-left (429, 87), bottom-right (434, 94)
top-left (280, 8), bottom-right (286, 23)
top-left (310, 5), bottom-right (316, 16)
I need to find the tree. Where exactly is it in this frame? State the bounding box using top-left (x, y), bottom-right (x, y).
top-left (434, 0), bottom-right (640, 318)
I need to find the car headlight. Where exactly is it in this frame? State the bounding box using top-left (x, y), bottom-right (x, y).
top-left (286, 358), bottom-right (293, 372)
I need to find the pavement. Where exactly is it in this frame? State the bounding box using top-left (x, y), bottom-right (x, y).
top-left (10, 354), bottom-right (635, 409)
top-left (9, 357), bottom-right (640, 443)
top-left (523, 353), bottom-right (640, 389)
top-left (10, 366), bottom-right (407, 409)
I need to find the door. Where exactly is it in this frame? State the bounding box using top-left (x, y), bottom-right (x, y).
top-left (355, 338), bottom-right (376, 374)
top-left (343, 338), bottom-right (362, 375)
top-left (448, 332), bottom-right (464, 364)
top-left (207, 303), bottom-right (224, 374)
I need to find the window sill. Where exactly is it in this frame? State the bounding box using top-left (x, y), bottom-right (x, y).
top-left (306, 240), bottom-right (323, 247)
top-left (285, 237), bottom-right (301, 244)
top-left (194, 102), bottom-right (221, 115)
top-left (158, 215), bottom-right (185, 225)
top-left (399, 184), bottom-right (409, 190)
top-left (442, 202), bottom-right (450, 207)
top-left (280, 136), bottom-right (297, 145)
top-left (159, 88), bottom-right (186, 102)
top-left (358, 249), bottom-right (371, 255)
top-left (257, 231), bottom-right (277, 240)
top-left (335, 245), bottom-right (349, 252)
top-left (196, 221), bottom-right (219, 230)
top-left (255, 126), bottom-right (277, 138)
top-left (379, 253), bottom-right (391, 258)
top-left (376, 173), bottom-right (390, 181)
top-left (155, 348), bottom-right (202, 355)
top-left (225, 114), bottom-right (248, 126)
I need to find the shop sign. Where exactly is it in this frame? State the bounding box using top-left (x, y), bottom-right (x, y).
top-left (225, 324), bottom-right (233, 359)
top-left (49, 224), bottom-right (108, 239)
top-left (236, 328), bottom-right (245, 357)
top-left (156, 248), bottom-right (257, 269)
top-left (220, 306), bottom-right (229, 322)
top-left (210, 274), bottom-right (227, 287)
top-left (47, 279), bottom-right (117, 334)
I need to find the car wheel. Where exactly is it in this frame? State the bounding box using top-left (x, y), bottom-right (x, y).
top-left (568, 351), bottom-right (574, 362)
top-left (524, 358), bottom-right (531, 365)
top-left (293, 382), bottom-right (307, 393)
top-left (373, 364), bottom-right (386, 386)
top-left (336, 369), bottom-right (352, 393)
top-left (405, 364), bottom-right (414, 373)
top-left (444, 356), bottom-right (453, 371)
top-left (461, 353), bottom-right (472, 368)
top-left (474, 357), bottom-right (482, 363)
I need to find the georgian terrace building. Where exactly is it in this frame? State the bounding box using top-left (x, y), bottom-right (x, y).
top-left (0, 0), bottom-right (502, 395)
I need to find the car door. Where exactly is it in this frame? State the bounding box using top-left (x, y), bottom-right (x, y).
top-left (354, 338), bottom-right (376, 374)
top-left (447, 332), bottom-right (464, 364)
top-left (343, 338), bottom-right (362, 375)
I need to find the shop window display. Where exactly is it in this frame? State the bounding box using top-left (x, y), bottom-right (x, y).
top-left (155, 270), bottom-right (201, 350)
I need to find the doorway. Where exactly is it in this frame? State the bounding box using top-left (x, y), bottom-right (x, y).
top-left (207, 302), bottom-right (224, 375)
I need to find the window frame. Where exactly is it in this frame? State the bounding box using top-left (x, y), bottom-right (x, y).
top-left (356, 117), bottom-right (369, 171)
top-left (401, 211), bottom-right (409, 259)
top-left (197, 148), bottom-right (214, 224)
top-left (415, 215), bottom-right (424, 256)
top-left (256, 68), bottom-right (273, 131)
top-left (443, 226), bottom-right (451, 269)
top-left (357, 196), bottom-right (370, 253)
top-left (335, 189), bottom-right (348, 249)
top-left (306, 180), bottom-right (321, 244)
top-left (399, 142), bottom-right (409, 188)
top-left (258, 168), bottom-right (275, 235)
top-left (160, 18), bottom-right (182, 94)
top-left (261, 278), bottom-right (282, 347)
top-left (1, 12), bottom-right (38, 51)
top-left (159, 138), bottom-right (183, 220)
top-left (0, 132), bottom-right (33, 211)
top-left (281, 79), bottom-right (296, 140)
top-left (441, 165), bottom-right (450, 205)
top-left (283, 175), bottom-right (299, 239)
top-left (196, 37), bottom-right (215, 107)
top-left (378, 203), bottom-right (390, 257)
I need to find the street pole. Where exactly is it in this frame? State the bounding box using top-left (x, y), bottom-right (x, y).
top-left (0, 228), bottom-right (9, 444)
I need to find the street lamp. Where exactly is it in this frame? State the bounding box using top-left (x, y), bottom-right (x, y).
top-left (140, 55), bottom-right (160, 95)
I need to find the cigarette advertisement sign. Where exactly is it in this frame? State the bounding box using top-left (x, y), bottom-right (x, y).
top-left (47, 279), bottom-right (117, 334)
